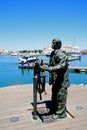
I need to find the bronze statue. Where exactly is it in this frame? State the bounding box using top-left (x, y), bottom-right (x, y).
top-left (40, 38), bottom-right (70, 119)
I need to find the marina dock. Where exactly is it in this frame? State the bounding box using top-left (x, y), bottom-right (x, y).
top-left (69, 66), bottom-right (87, 73)
top-left (0, 84), bottom-right (87, 130)
top-left (18, 63), bottom-right (87, 74)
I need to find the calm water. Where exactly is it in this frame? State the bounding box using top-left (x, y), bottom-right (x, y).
top-left (0, 55), bottom-right (87, 88)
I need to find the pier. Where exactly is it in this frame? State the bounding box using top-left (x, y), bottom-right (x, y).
top-left (69, 66), bottom-right (87, 73)
top-left (0, 84), bottom-right (87, 130)
top-left (18, 63), bottom-right (87, 74)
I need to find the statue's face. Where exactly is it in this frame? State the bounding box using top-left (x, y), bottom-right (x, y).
top-left (52, 40), bottom-right (57, 49)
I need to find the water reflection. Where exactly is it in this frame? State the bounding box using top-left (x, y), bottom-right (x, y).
top-left (18, 67), bottom-right (32, 76)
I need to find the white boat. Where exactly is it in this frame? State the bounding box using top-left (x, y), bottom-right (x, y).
top-left (18, 54), bottom-right (39, 68)
top-left (67, 51), bottom-right (81, 61)
top-left (11, 52), bottom-right (18, 56)
top-left (18, 55), bottom-right (37, 63)
top-left (68, 55), bottom-right (80, 61)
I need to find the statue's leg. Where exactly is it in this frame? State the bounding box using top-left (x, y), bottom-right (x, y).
top-left (56, 87), bottom-right (67, 118)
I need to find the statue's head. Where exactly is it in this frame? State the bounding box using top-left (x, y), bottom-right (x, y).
top-left (52, 38), bottom-right (62, 49)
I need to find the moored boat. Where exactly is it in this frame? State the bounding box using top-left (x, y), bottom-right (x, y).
top-left (18, 54), bottom-right (39, 68)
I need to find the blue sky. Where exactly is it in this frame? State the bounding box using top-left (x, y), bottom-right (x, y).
top-left (0, 0), bottom-right (87, 51)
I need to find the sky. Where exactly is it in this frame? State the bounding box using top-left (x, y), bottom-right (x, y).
top-left (0, 0), bottom-right (87, 51)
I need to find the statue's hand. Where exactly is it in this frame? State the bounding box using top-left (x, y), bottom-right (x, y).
top-left (40, 65), bottom-right (48, 71)
top-left (40, 65), bottom-right (52, 72)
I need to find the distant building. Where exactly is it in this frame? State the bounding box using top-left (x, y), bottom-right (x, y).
top-left (62, 45), bottom-right (81, 54)
top-left (0, 49), bottom-right (15, 55)
top-left (42, 45), bottom-right (81, 55)
top-left (42, 47), bottom-right (53, 55)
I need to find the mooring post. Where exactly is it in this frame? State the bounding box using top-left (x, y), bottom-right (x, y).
top-left (32, 75), bottom-right (38, 120)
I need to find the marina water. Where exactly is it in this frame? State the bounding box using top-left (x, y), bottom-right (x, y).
top-left (0, 54), bottom-right (87, 88)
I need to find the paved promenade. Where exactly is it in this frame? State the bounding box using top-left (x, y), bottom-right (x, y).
top-left (0, 83), bottom-right (87, 130)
